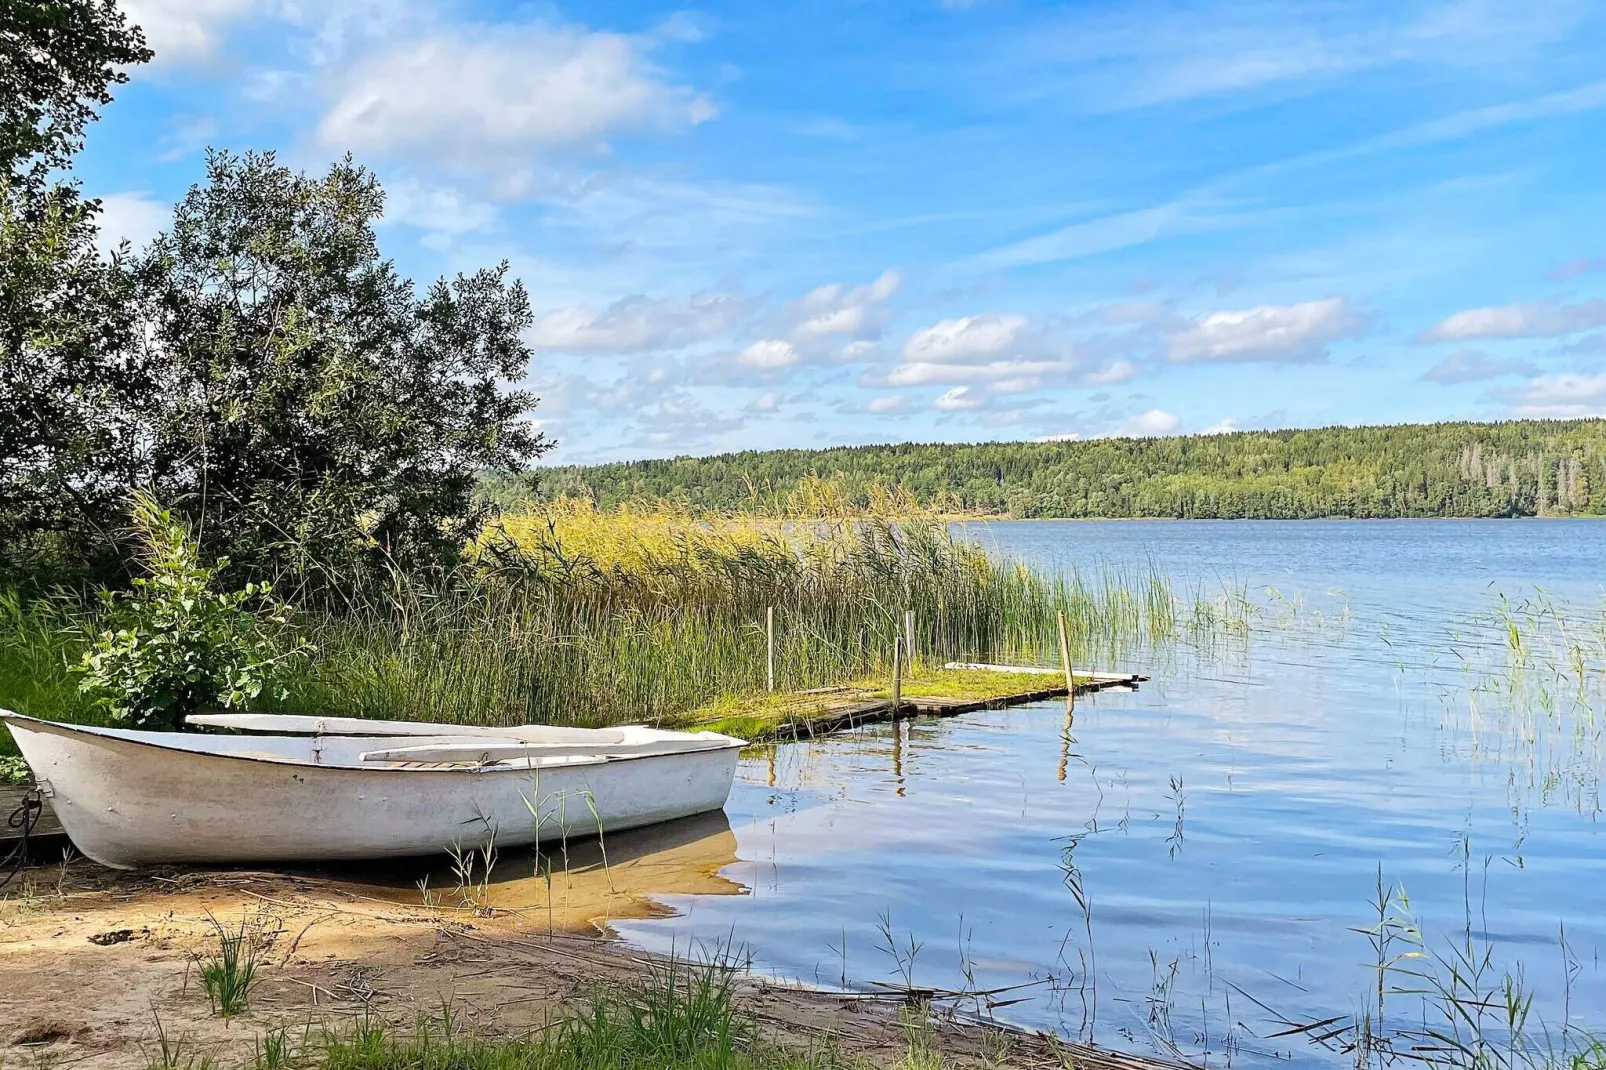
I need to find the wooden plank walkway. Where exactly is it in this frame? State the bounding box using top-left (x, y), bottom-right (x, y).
top-left (0, 783), bottom-right (65, 845)
top-left (754, 667), bottom-right (1147, 742)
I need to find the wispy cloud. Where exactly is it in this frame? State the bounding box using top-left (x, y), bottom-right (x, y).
top-left (1420, 350), bottom-right (1538, 384)
top-left (1424, 299), bottom-right (1606, 341)
top-left (982, 0), bottom-right (1593, 112)
top-left (967, 201), bottom-right (1194, 273)
top-left (529, 291), bottom-right (751, 354)
top-left (1548, 256), bottom-right (1606, 283)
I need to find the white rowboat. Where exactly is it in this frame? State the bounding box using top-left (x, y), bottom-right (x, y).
top-left (0, 711), bottom-right (745, 870)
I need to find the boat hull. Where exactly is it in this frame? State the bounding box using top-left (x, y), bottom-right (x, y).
top-left (5, 718), bottom-right (740, 869)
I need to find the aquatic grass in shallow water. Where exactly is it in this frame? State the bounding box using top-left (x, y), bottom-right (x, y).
top-left (1424, 588), bottom-right (1606, 815)
top-left (1245, 855), bottom-right (1606, 1070)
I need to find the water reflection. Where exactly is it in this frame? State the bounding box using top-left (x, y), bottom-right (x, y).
top-left (321, 810), bottom-right (746, 931)
top-left (612, 521), bottom-right (1606, 1070)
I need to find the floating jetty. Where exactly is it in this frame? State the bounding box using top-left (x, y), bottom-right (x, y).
top-left (723, 662), bottom-right (1148, 742)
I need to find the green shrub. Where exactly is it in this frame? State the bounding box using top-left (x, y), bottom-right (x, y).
top-left (75, 492), bottom-right (309, 731)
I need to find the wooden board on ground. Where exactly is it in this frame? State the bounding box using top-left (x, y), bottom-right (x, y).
top-left (0, 783), bottom-right (65, 844)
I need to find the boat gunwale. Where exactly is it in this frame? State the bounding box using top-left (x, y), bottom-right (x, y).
top-left (0, 711), bottom-right (746, 776)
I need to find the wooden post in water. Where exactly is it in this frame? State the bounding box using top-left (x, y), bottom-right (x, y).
top-left (1056, 610), bottom-right (1075, 714)
top-left (891, 636), bottom-right (904, 717)
top-left (904, 609), bottom-right (916, 669)
top-left (767, 606), bottom-right (776, 692)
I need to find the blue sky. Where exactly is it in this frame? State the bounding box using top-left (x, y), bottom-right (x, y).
top-left (85, 0), bottom-right (1606, 462)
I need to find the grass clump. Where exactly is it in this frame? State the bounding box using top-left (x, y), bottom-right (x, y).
top-left (199, 914), bottom-right (259, 1018)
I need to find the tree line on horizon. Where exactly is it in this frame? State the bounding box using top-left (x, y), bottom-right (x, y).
top-left (505, 420), bottom-right (1606, 520)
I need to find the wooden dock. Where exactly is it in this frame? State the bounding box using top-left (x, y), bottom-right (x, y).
top-left (749, 664), bottom-right (1147, 742)
top-left (0, 783), bottom-right (65, 847)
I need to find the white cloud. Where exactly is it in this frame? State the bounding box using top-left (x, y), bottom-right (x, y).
top-left (1168, 297), bottom-right (1362, 363)
top-left (531, 292), bottom-right (748, 354)
top-left (866, 394), bottom-right (911, 413)
top-left (122, 0), bottom-right (256, 64)
top-left (383, 178), bottom-right (498, 235)
top-left (317, 26), bottom-right (715, 164)
top-left (1080, 360), bottom-right (1138, 386)
top-left (631, 392), bottom-right (745, 448)
top-left (93, 191), bottom-right (169, 255)
top-left (747, 392), bottom-right (780, 413)
top-left (933, 387), bottom-right (981, 411)
top-left (736, 339), bottom-right (798, 369)
top-left (1110, 408), bottom-right (1180, 437)
top-left (1420, 349), bottom-right (1538, 384)
top-left (1494, 373), bottom-right (1606, 418)
top-left (1424, 299), bottom-right (1606, 341)
top-left (888, 359), bottom-right (1069, 387)
top-left (886, 312), bottom-right (1084, 392)
top-left (903, 314), bottom-right (1029, 363)
top-left (790, 270), bottom-right (901, 342)
top-left (1199, 417), bottom-right (1241, 435)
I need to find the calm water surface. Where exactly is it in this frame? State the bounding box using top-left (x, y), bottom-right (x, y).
top-left (616, 521), bottom-right (1606, 1066)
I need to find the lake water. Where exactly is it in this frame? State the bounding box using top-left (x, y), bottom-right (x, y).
top-left (614, 521), bottom-right (1606, 1066)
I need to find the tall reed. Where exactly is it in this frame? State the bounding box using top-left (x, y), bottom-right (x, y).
top-left (271, 502), bottom-right (1204, 729)
top-left (2, 500), bottom-right (1240, 745)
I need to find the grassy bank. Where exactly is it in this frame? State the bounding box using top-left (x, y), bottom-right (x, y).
top-left (0, 501), bottom-right (1230, 772)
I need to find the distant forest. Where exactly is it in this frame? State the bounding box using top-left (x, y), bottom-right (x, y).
top-left (503, 420), bottom-right (1606, 519)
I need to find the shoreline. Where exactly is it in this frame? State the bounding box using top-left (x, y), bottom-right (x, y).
top-left (0, 855), bottom-right (1184, 1070)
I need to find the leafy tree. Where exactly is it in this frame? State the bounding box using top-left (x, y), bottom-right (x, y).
top-left (0, 1), bottom-right (151, 583)
top-left (0, 0), bottom-right (151, 179)
top-left (76, 492), bottom-right (309, 731)
top-left (131, 150), bottom-right (549, 579)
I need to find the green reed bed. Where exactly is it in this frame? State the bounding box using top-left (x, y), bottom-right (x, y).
top-left (0, 510), bottom-right (1243, 765)
top-left (271, 522), bottom-right (1214, 731)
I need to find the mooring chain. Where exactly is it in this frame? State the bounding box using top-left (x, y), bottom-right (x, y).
top-left (0, 787), bottom-right (44, 892)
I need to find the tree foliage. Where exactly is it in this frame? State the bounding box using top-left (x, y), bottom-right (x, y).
top-left (0, 0), bottom-right (151, 179)
top-left (523, 420), bottom-right (1606, 520)
top-left (131, 150), bottom-right (547, 577)
top-left (0, 0), bottom-right (151, 580)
